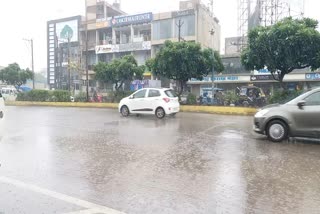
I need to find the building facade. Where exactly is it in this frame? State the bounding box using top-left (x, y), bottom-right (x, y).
top-left (47, 16), bottom-right (82, 90)
top-left (48, 0), bottom-right (221, 91)
top-left (188, 54), bottom-right (320, 98)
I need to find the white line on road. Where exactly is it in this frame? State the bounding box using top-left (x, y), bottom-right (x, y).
top-left (63, 208), bottom-right (107, 214)
top-left (0, 176), bottom-right (126, 214)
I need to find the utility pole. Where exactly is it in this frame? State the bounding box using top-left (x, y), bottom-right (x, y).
top-left (68, 37), bottom-right (71, 92)
top-left (23, 38), bottom-right (35, 89)
top-left (176, 19), bottom-right (184, 42)
top-left (210, 29), bottom-right (215, 105)
top-left (85, 1), bottom-right (89, 102)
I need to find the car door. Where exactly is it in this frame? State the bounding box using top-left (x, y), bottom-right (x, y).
top-left (129, 89), bottom-right (148, 113)
top-left (292, 91), bottom-right (320, 138)
top-left (146, 89), bottom-right (162, 113)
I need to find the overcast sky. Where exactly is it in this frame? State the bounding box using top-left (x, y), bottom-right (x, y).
top-left (0, 0), bottom-right (318, 72)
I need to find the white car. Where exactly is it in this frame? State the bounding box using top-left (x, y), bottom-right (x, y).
top-left (119, 88), bottom-right (180, 119)
top-left (0, 92), bottom-right (5, 119)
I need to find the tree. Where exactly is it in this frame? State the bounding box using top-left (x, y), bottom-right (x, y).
top-left (0, 63), bottom-right (33, 90)
top-left (94, 55), bottom-right (144, 93)
top-left (241, 17), bottom-right (320, 85)
top-left (147, 41), bottom-right (224, 97)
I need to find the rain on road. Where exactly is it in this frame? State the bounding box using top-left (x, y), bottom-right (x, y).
top-left (0, 106), bottom-right (320, 214)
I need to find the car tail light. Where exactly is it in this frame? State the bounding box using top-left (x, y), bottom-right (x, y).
top-left (163, 98), bottom-right (170, 103)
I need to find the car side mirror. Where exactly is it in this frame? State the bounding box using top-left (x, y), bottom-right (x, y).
top-left (297, 100), bottom-right (306, 109)
top-left (129, 95), bottom-right (134, 99)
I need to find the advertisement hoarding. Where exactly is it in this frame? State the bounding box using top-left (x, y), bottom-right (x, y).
top-left (55, 19), bottom-right (79, 43)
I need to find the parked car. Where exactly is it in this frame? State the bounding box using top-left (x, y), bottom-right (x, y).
top-left (0, 87), bottom-right (17, 101)
top-left (0, 91), bottom-right (5, 119)
top-left (254, 88), bottom-right (320, 142)
top-left (119, 88), bottom-right (180, 119)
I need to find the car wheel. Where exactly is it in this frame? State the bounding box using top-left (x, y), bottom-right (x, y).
top-left (266, 120), bottom-right (288, 142)
top-left (155, 107), bottom-right (165, 119)
top-left (0, 111), bottom-right (3, 119)
top-left (120, 106), bottom-right (130, 117)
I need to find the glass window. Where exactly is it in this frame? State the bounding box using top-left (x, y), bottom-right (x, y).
top-left (165, 90), bottom-right (177, 98)
top-left (174, 15), bottom-right (195, 37)
top-left (153, 19), bottom-right (173, 40)
top-left (305, 92), bottom-right (320, 105)
top-left (148, 89), bottom-right (161, 97)
top-left (133, 89), bottom-right (147, 99)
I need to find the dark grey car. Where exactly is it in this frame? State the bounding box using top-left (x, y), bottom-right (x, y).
top-left (254, 88), bottom-right (320, 142)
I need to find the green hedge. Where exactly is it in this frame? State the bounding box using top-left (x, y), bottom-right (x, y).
top-left (17, 90), bottom-right (71, 102)
top-left (74, 92), bottom-right (88, 102)
top-left (268, 90), bottom-right (303, 104)
top-left (186, 93), bottom-right (197, 105)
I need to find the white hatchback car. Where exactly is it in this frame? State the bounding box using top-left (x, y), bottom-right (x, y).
top-left (0, 92), bottom-right (5, 119)
top-left (119, 88), bottom-right (180, 119)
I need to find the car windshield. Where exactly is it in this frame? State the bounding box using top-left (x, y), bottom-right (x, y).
top-left (165, 90), bottom-right (177, 98)
top-left (286, 89), bottom-right (316, 105)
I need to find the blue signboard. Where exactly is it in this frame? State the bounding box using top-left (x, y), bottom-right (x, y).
top-left (112, 13), bottom-right (153, 27)
top-left (190, 76), bottom-right (239, 82)
top-left (305, 73), bottom-right (320, 80)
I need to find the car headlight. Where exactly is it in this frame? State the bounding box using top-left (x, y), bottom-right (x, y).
top-left (255, 109), bottom-right (269, 117)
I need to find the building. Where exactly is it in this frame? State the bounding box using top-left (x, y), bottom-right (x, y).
top-left (188, 53), bottom-right (320, 97)
top-left (48, 0), bottom-right (221, 91)
top-left (47, 16), bottom-right (82, 91)
top-left (152, 0), bottom-right (220, 57)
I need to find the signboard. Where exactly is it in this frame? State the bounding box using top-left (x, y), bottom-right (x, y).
top-left (253, 69), bottom-right (271, 75)
top-left (56, 19), bottom-right (79, 44)
top-left (96, 41), bottom-right (151, 54)
top-left (112, 13), bottom-right (153, 27)
top-left (119, 41), bottom-right (151, 52)
top-left (190, 76), bottom-right (241, 82)
top-left (172, 9), bottom-right (195, 18)
top-left (95, 44), bottom-right (119, 54)
top-left (305, 73), bottom-right (320, 80)
top-left (250, 75), bottom-right (277, 81)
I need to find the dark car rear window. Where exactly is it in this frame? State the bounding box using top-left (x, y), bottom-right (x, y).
top-left (165, 90), bottom-right (177, 98)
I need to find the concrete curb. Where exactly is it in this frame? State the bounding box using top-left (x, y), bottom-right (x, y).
top-left (5, 101), bottom-right (257, 116)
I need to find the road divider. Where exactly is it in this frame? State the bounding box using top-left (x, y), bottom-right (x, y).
top-left (5, 101), bottom-right (257, 116)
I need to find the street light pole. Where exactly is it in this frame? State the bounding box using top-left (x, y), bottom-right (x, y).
top-left (85, 1), bottom-right (89, 102)
top-left (68, 37), bottom-right (71, 92)
top-left (31, 39), bottom-right (35, 89)
top-left (23, 38), bottom-right (35, 89)
top-left (210, 29), bottom-right (215, 105)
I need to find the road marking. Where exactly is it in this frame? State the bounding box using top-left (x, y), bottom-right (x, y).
top-left (0, 176), bottom-right (125, 214)
top-left (63, 208), bottom-right (107, 214)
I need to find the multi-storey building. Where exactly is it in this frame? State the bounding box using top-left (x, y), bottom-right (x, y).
top-left (47, 0), bottom-right (221, 91)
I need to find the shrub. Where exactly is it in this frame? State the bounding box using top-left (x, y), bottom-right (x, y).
top-left (74, 92), bottom-right (87, 102)
top-left (111, 91), bottom-right (132, 103)
top-left (224, 91), bottom-right (239, 105)
top-left (16, 92), bottom-right (28, 101)
top-left (186, 93), bottom-right (197, 105)
top-left (16, 90), bottom-right (71, 102)
top-left (269, 90), bottom-right (303, 104)
top-left (50, 90), bottom-right (71, 102)
top-left (28, 89), bottom-right (50, 102)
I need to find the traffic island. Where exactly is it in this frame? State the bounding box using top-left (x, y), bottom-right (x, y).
top-left (5, 101), bottom-right (257, 116)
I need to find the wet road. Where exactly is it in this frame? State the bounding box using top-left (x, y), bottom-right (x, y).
top-left (0, 106), bottom-right (320, 214)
